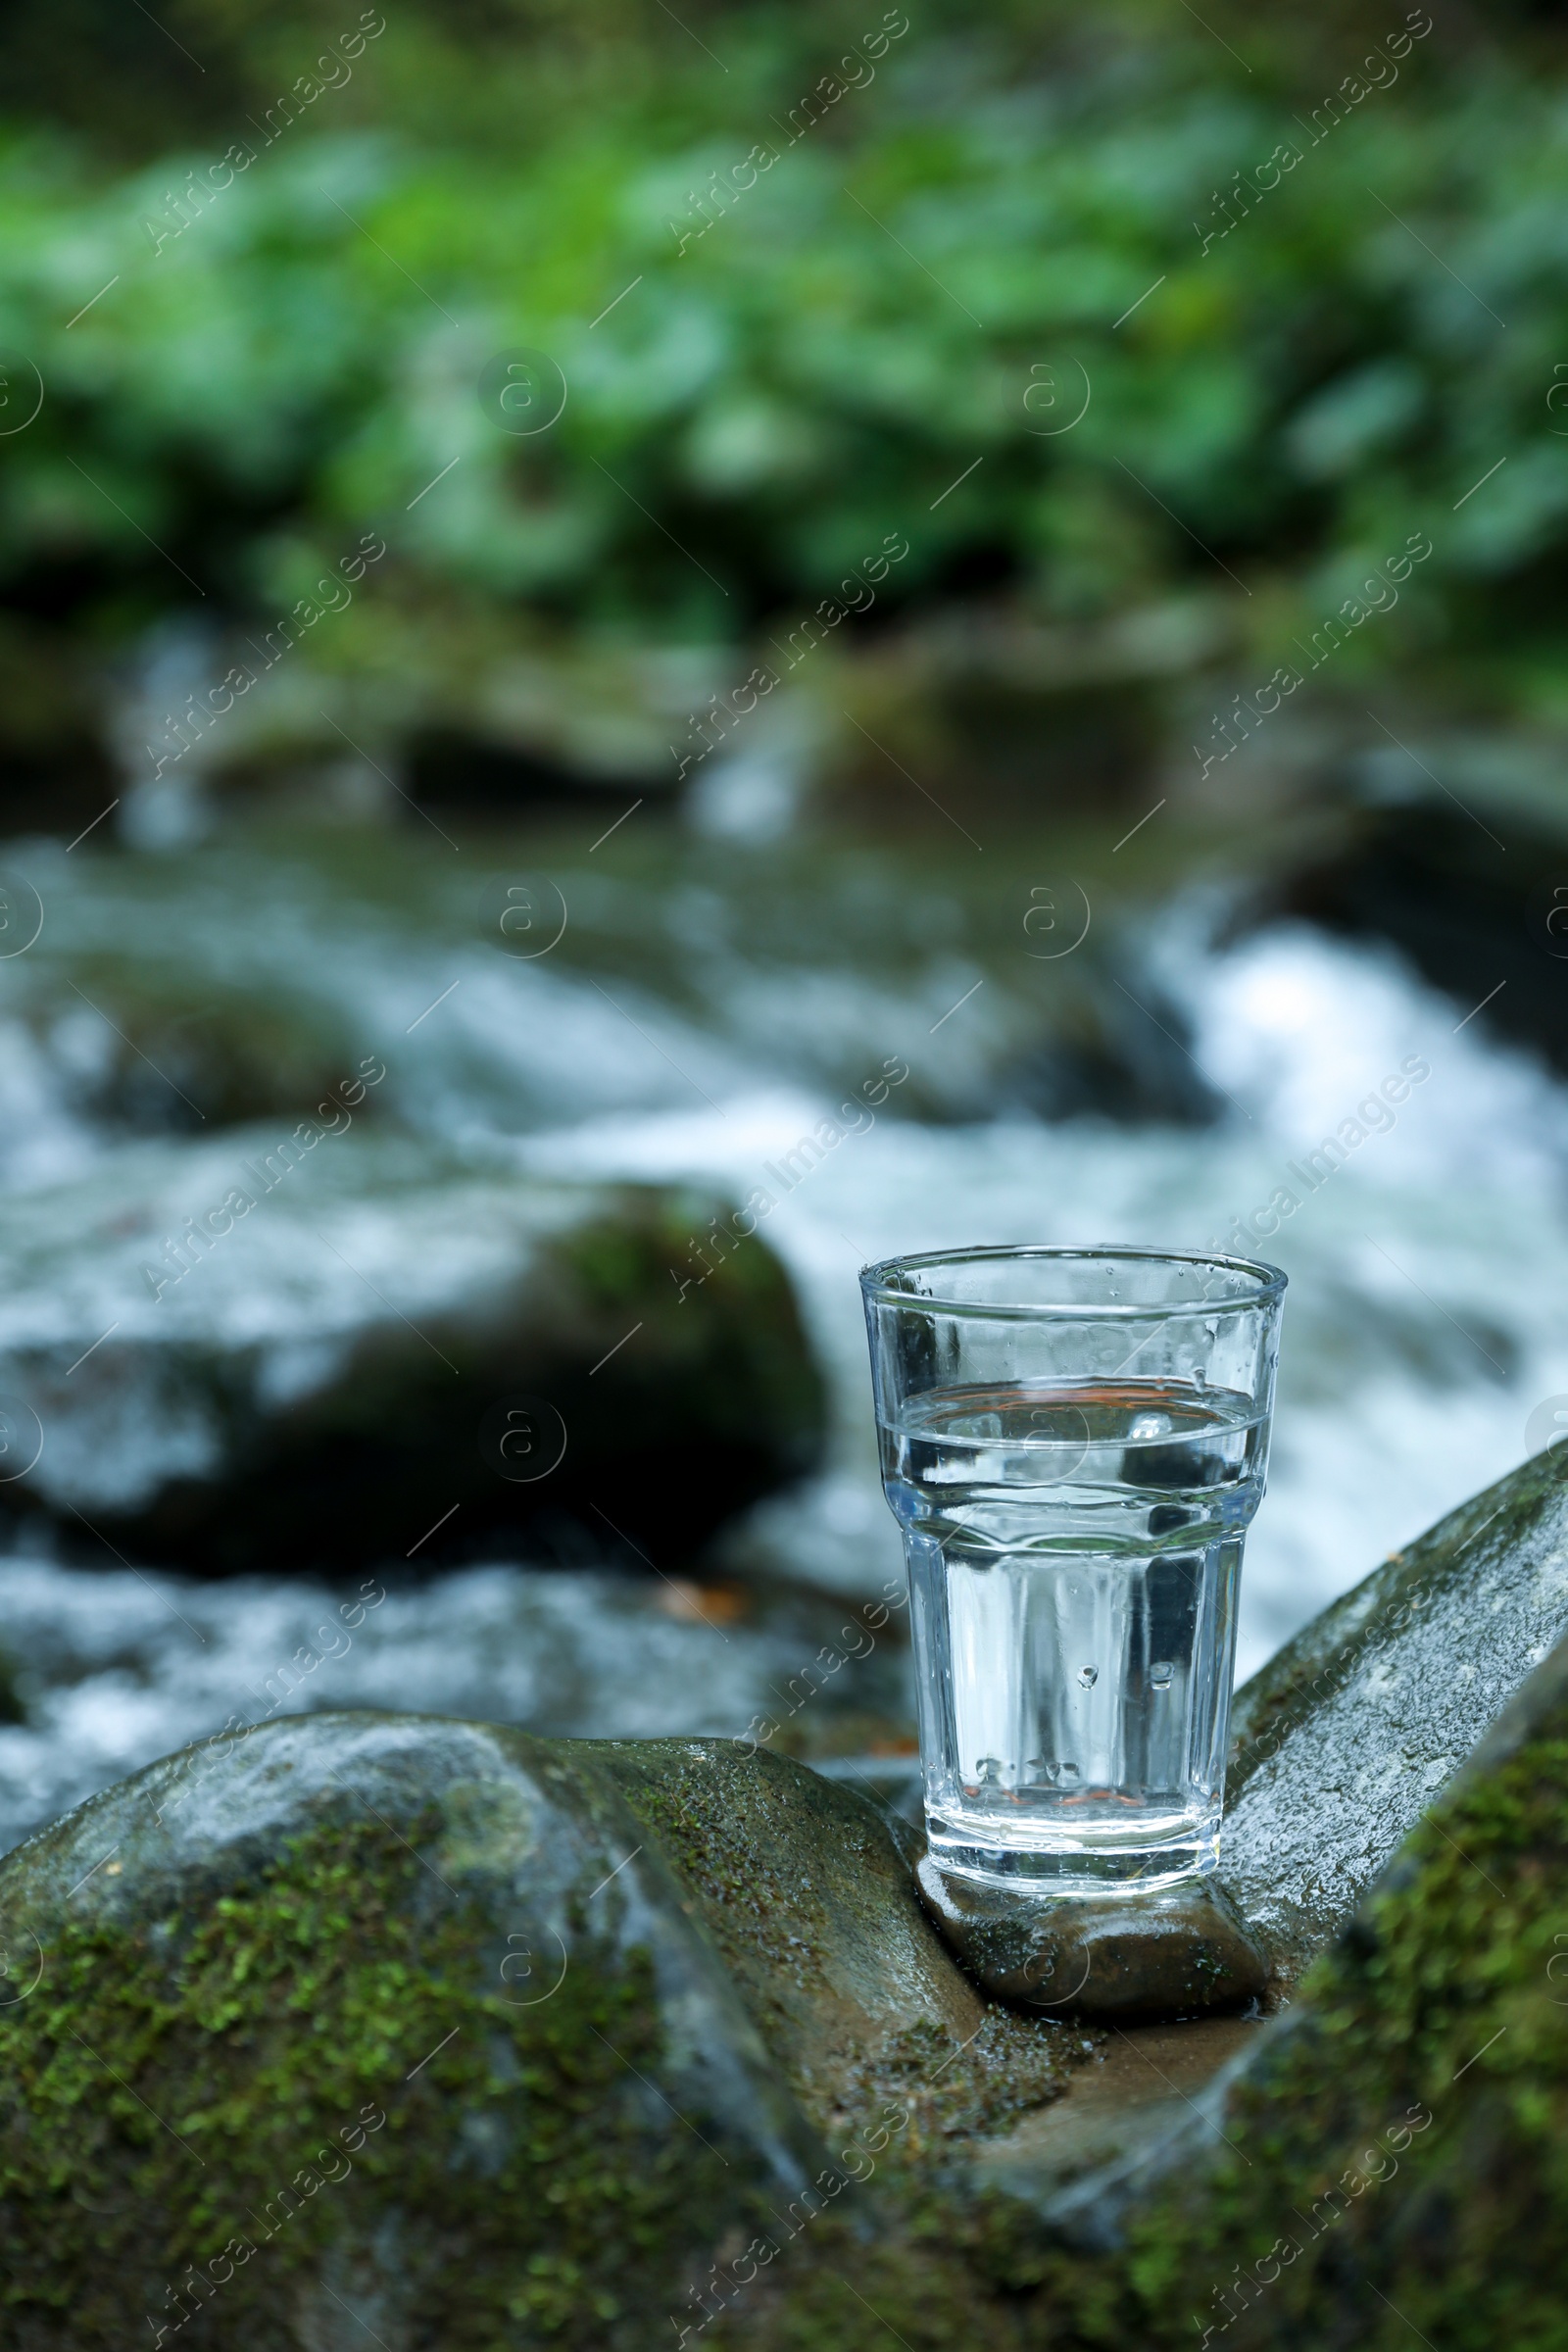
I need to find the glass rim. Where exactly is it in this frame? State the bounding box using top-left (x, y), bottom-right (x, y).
top-left (858, 1242), bottom-right (1287, 1320)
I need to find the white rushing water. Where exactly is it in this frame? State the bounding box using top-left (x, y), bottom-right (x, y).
top-left (0, 833), bottom-right (1564, 1852)
top-left (518, 915), bottom-right (1568, 1674)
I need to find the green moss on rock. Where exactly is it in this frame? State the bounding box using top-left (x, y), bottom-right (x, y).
top-left (8, 1601), bottom-right (1568, 2352)
top-left (0, 1716), bottom-right (830, 2349)
top-left (0, 1812), bottom-right (739, 2349)
top-left (599, 1740), bottom-right (1088, 2160)
top-left (684, 1638), bottom-right (1568, 2350)
top-left (553, 1191), bottom-right (828, 1494)
top-left (1114, 1639), bottom-right (1568, 2350)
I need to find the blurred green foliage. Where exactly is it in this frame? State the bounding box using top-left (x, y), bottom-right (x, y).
top-left (1, 0), bottom-right (1566, 717)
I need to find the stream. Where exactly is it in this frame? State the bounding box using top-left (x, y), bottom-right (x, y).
top-left (0, 808), bottom-right (1563, 1853)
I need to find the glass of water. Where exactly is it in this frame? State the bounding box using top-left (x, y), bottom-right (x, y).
top-left (861, 1246), bottom-right (1285, 1892)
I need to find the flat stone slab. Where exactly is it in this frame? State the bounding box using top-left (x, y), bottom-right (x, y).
top-left (969, 2012), bottom-right (1266, 2207)
top-left (914, 1858), bottom-right (1266, 2021)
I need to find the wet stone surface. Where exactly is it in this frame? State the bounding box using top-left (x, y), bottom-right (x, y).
top-left (913, 1857), bottom-right (1267, 2022)
top-left (1054, 1627), bottom-right (1568, 2340)
top-left (1220, 1442), bottom-right (1568, 1988)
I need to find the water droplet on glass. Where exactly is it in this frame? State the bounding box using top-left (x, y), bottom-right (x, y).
top-left (1077, 1664), bottom-right (1098, 1689)
top-left (1057, 1761), bottom-right (1081, 1787)
top-left (1150, 1660), bottom-right (1174, 1690)
top-left (976, 1756), bottom-right (1004, 1787)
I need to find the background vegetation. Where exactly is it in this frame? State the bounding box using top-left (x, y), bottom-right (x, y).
top-left (1, 0), bottom-right (1566, 798)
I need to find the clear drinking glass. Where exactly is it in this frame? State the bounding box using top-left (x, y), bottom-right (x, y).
top-left (861, 1246), bottom-right (1285, 1892)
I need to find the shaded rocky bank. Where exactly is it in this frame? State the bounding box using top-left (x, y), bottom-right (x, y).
top-left (1, 1443), bottom-right (1565, 2347)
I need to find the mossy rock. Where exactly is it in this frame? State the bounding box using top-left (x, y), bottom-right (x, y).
top-left (1098, 1628), bottom-right (1568, 2350)
top-left (0, 1713), bottom-right (1084, 2350)
top-left (695, 1447), bottom-right (1568, 2346)
top-left (0, 1716), bottom-right (822, 2348)
top-left (5, 1643), bottom-right (1567, 2347)
top-left (683, 1629), bottom-right (1568, 2351)
top-left (0, 1137), bottom-right (825, 1571)
top-left (9, 1455), bottom-right (1568, 2348)
top-left (596, 1739), bottom-right (1086, 2149)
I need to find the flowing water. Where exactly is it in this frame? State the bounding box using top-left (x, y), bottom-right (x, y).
top-left (0, 813), bottom-right (1565, 1853)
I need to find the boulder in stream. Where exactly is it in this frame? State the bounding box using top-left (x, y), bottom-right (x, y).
top-left (0, 1136), bottom-right (825, 1572)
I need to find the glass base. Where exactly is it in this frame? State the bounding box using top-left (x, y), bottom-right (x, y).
top-left (925, 1813), bottom-right (1219, 1895)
